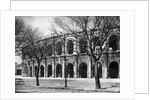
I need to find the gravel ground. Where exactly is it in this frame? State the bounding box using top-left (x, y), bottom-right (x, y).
top-left (15, 76), bottom-right (120, 93)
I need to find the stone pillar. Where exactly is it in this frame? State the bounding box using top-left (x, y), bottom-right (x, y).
top-left (74, 61), bottom-right (77, 78)
top-left (45, 65), bottom-right (48, 77)
top-left (62, 58), bottom-right (65, 78)
top-left (88, 58), bottom-right (91, 78)
top-left (23, 62), bottom-right (27, 77)
top-left (44, 65), bottom-right (45, 78)
top-left (73, 40), bottom-right (77, 54)
top-left (44, 59), bottom-right (47, 78)
top-left (52, 62), bottom-right (55, 78)
top-left (76, 39), bottom-right (80, 54)
top-left (102, 65), bottom-right (107, 78)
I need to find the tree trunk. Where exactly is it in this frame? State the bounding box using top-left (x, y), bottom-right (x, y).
top-left (36, 72), bottom-right (39, 86)
top-left (95, 61), bottom-right (101, 89)
top-left (36, 62), bottom-right (40, 86)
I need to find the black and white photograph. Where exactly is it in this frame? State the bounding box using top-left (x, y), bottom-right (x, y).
top-left (15, 16), bottom-right (120, 93)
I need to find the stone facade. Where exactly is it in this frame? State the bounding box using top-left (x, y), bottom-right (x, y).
top-left (21, 34), bottom-right (120, 79)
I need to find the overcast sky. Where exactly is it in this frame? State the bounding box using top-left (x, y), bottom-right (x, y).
top-left (21, 16), bottom-right (56, 36)
top-left (16, 16), bottom-right (54, 64)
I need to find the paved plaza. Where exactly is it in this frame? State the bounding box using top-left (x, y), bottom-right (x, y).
top-left (15, 76), bottom-right (120, 93)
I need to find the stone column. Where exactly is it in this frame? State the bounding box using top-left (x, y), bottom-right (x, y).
top-left (44, 59), bottom-right (47, 78)
top-left (88, 58), bottom-right (91, 78)
top-left (74, 60), bottom-right (77, 78)
top-left (23, 62), bottom-right (27, 77)
top-left (62, 58), bottom-right (65, 78)
top-left (52, 62), bottom-right (55, 78)
top-left (73, 40), bottom-right (77, 54)
top-left (102, 65), bottom-right (107, 78)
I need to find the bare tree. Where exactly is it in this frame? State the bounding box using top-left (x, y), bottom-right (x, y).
top-left (15, 17), bottom-right (26, 54)
top-left (22, 26), bottom-right (46, 86)
top-left (52, 16), bottom-right (120, 89)
top-left (15, 17), bottom-right (45, 86)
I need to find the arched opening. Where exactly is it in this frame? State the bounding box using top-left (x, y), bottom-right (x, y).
top-left (40, 65), bottom-right (44, 77)
top-left (34, 66), bottom-right (37, 77)
top-left (56, 42), bottom-right (62, 55)
top-left (108, 61), bottom-right (119, 78)
top-left (79, 39), bottom-right (87, 53)
top-left (56, 64), bottom-right (62, 77)
top-left (48, 65), bottom-right (52, 77)
top-left (109, 35), bottom-right (119, 51)
top-left (30, 66), bottom-right (32, 77)
top-left (17, 69), bottom-right (22, 75)
top-left (67, 40), bottom-right (74, 54)
top-left (67, 63), bottom-right (74, 78)
top-left (79, 62), bottom-right (87, 78)
top-left (47, 44), bottom-right (52, 56)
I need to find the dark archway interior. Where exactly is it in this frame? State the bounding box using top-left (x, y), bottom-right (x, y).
top-left (26, 67), bottom-right (28, 76)
top-left (108, 62), bottom-right (119, 78)
top-left (56, 64), bottom-right (62, 77)
top-left (30, 67), bottom-right (32, 77)
top-left (40, 65), bottom-right (44, 77)
top-left (48, 65), bottom-right (52, 77)
top-left (17, 69), bottom-right (22, 75)
top-left (34, 66), bottom-right (37, 76)
top-left (79, 63), bottom-right (87, 78)
top-left (67, 63), bottom-right (74, 78)
top-left (47, 44), bottom-right (52, 56)
top-left (109, 35), bottom-right (118, 51)
top-left (67, 40), bottom-right (74, 54)
top-left (79, 39), bottom-right (87, 53)
top-left (56, 42), bottom-right (62, 55)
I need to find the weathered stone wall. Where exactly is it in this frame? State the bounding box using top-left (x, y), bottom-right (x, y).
top-left (23, 51), bottom-right (120, 79)
top-left (22, 34), bottom-right (120, 78)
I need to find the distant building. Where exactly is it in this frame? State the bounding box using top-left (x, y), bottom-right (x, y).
top-left (21, 32), bottom-right (120, 79)
top-left (15, 63), bottom-right (23, 75)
